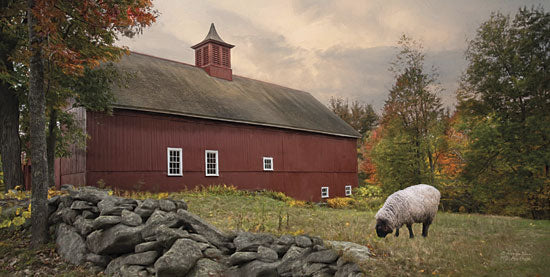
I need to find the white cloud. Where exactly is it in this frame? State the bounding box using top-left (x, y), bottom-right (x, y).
top-left (117, 0), bottom-right (549, 111)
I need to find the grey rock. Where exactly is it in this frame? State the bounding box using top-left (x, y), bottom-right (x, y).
top-left (335, 262), bottom-right (363, 277)
top-left (154, 225), bottom-right (189, 248)
top-left (158, 199), bottom-right (176, 212)
top-left (98, 196), bottom-right (131, 216)
top-left (48, 195), bottom-right (61, 206)
top-left (118, 265), bottom-right (147, 277)
top-left (85, 253), bottom-right (111, 268)
top-left (73, 216), bottom-right (94, 236)
top-left (177, 209), bottom-right (229, 248)
top-left (173, 199), bottom-right (188, 210)
top-left (59, 195), bottom-right (74, 208)
top-left (325, 240), bottom-right (372, 264)
top-left (70, 200), bottom-right (94, 211)
top-left (233, 232), bottom-right (274, 252)
top-left (313, 268), bottom-right (336, 277)
top-left (55, 223), bottom-right (87, 265)
top-left (313, 245), bottom-right (326, 251)
top-left (134, 207), bottom-right (154, 219)
top-left (311, 236), bottom-right (324, 246)
top-left (258, 246), bottom-right (278, 262)
top-left (229, 252), bottom-right (258, 265)
top-left (154, 239), bottom-right (203, 277)
top-left (86, 224), bottom-right (144, 255)
top-left (69, 186), bottom-right (110, 204)
top-left (276, 235), bottom-right (295, 246)
top-left (306, 249), bottom-right (339, 264)
top-left (105, 251), bottom-right (159, 276)
top-left (303, 263), bottom-right (328, 276)
top-left (60, 208), bottom-right (78, 225)
top-left (188, 233), bottom-right (209, 244)
top-left (81, 210), bottom-right (97, 219)
top-left (92, 215), bottom-right (121, 230)
top-left (204, 247), bottom-right (224, 259)
top-left (48, 207), bottom-right (64, 225)
top-left (135, 241), bottom-right (162, 253)
top-left (271, 244), bottom-right (291, 256)
top-left (295, 235), bottom-right (313, 248)
top-left (121, 209), bottom-right (142, 226)
top-left (195, 242), bottom-right (210, 251)
top-left (145, 209), bottom-right (179, 229)
top-left (187, 258), bottom-right (227, 277)
top-left (139, 199), bottom-right (159, 210)
top-left (277, 245), bottom-right (312, 275)
top-left (239, 260), bottom-right (281, 277)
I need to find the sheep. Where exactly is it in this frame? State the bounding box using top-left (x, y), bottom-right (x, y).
top-left (375, 184), bottom-right (440, 238)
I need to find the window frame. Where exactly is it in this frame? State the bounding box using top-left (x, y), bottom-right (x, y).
top-left (167, 147), bottom-right (183, 177)
top-left (263, 157), bottom-right (274, 171)
top-left (321, 186), bottom-right (329, 199)
top-left (205, 150), bottom-right (219, 177)
top-left (345, 185), bottom-right (352, 196)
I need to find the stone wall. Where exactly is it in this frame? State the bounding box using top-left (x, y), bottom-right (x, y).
top-left (48, 186), bottom-right (368, 276)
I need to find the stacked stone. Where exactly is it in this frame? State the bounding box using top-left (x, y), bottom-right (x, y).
top-left (48, 186), bottom-right (368, 277)
top-left (226, 233), bottom-right (364, 276)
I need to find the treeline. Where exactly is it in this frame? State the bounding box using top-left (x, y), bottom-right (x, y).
top-left (331, 7), bottom-right (549, 219)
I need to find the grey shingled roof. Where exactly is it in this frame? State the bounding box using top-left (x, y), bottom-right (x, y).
top-left (111, 52), bottom-right (360, 138)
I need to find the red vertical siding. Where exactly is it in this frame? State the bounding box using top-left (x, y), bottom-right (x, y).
top-left (85, 109), bottom-right (358, 201)
top-left (57, 107), bottom-right (87, 186)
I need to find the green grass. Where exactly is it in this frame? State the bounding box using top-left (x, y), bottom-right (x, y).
top-left (2, 187), bottom-right (549, 276)
top-left (176, 191), bottom-right (550, 277)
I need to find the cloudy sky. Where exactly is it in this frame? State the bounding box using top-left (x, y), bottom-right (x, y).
top-left (118, 0), bottom-right (548, 111)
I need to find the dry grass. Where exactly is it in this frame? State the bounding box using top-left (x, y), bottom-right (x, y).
top-left (1, 187), bottom-right (548, 276)
top-left (179, 191), bottom-right (550, 277)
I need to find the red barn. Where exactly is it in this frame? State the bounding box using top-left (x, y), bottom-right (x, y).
top-left (55, 24), bottom-right (360, 201)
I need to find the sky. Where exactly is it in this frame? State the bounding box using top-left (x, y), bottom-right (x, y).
top-left (117, 0), bottom-right (548, 111)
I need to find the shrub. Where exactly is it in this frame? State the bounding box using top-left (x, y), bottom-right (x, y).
top-left (327, 197), bottom-right (355, 209)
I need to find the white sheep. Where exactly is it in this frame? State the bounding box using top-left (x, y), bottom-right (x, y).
top-left (375, 184), bottom-right (440, 238)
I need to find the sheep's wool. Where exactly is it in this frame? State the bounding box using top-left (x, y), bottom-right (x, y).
top-left (375, 184), bottom-right (440, 229)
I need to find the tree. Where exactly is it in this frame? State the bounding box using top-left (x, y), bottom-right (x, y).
top-left (328, 96), bottom-right (378, 139)
top-left (458, 6), bottom-right (550, 218)
top-left (0, 0), bottom-right (26, 192)
top-left (371, 35), bottom-right (447, 195)
top-left (22, 0), bottom-right (156, 246)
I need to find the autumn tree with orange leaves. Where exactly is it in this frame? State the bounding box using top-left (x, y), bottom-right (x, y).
top-left (21, 0), bottom-right (157, 246)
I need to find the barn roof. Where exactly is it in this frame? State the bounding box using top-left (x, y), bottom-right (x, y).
top-left (111, 52), bottom-right (361, 138)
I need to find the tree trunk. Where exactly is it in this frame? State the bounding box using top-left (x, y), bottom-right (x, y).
top-left (47, 109), bottom-right (57, 188)
top-left (28, 0), bottom-right (49, 247)
top-left (0, 78), bottom-right (23, 192)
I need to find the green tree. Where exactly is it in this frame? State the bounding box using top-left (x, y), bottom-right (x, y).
top-left (328, 96), bottom-right (378, 139)
top-left (23, 0), bottom-right (156, 246)
top-left (372, 35), bottom-right (447, 195)
top-left (458, 6), bottom-right (550, 219)
top-left (0, 0), bottom-right (26, 192)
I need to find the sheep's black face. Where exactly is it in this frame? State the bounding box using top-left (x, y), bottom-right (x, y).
top-left (375, 219), bottom-right (393, 238)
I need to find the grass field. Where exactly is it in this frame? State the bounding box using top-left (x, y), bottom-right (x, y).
top-left (178, 189), bottom-right (550, 277)
top-left (1, 188), bottom-right (549, 276)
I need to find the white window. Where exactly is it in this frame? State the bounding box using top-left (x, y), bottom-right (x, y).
top-left (321, 186), bottom-right (329, 198)
top-left (205, 150), bottom-right (219, 176)
top-left (263, 157), bottom-right (274, 171)
top-left (345, 185), bottom-right (352, 196)
top-left (167, 148), bottom-right (182, 176)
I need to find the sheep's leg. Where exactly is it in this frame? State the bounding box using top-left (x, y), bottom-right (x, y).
top-left (422, 221), bottom-right (431, 237)
top-left (407, 224), bottom-right (414, 238)
top-left (395, 228), bottom-right (399, 237)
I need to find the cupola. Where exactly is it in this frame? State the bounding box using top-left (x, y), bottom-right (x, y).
top-left (191, 23), bottom-right (234, 81)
